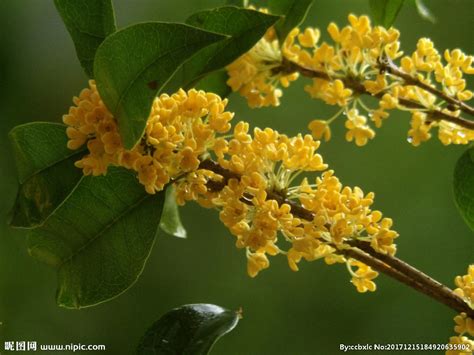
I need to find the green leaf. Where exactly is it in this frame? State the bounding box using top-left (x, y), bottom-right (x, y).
top-left (137, 304), bottom-right (240, 355)
top-left (369, 0), bottom-right (404, 28)
top-left (159, 185), bottom-right (187, 239)
top-left (162, 7), bottom-right (279, 93)
top-left (28, 167), bottom-right (165, 308)
top-left (54, 0), bottom-right (116, 78)
top-left (414, 0), bottom-right (436, 23)
top-left (454, 147), bottom-right (474, 232)
top-left (195, 70), bottom-right (232, 98)
top-left (268, 0), bottom-right (314, 42)
top-left (225, 0), bottom-right (248, 7)
top-left (9, 122), bottom-right (84, 228)
top-left (94, 23), bottom-right (226, 150)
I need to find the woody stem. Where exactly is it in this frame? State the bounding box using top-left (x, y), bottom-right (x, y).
top-left (197, 159), bottom-right (474, 318)
top-left (278, 58), bottom-right (474, 130)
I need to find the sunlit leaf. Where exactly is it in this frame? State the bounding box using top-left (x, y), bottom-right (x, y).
top-left (163, 7), bottom-right (279, 93)
top-left (159, 185), bottom-right (187, 239)
top-left (268, 0), bottom-right (314, 42)
top-left (54, 0), bottom-right (116, 78)
top-left (369, 0), bottom-right (404, 28)
top-left (94, 23), bottom-right (226, 149)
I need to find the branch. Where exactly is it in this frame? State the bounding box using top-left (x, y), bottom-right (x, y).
top-left (279, 59), bottom-right (474, 131)
top-left (197, 159), bottom-right (474, 318)
top-left (379, 56), bottom-right (474, 118)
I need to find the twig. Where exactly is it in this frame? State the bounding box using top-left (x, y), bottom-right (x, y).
top-left (279, 59), bottom-right (474, 130)
top-left (197, 159), bottom-right (474, 317)
top-left (379, 56), bottom-right (474, 118)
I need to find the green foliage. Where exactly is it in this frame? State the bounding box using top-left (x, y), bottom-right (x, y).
top-left (225, 0), bottom-right (248, 7)
top-left (454, 147), bottom-right (474, 232)
top-left (54, 0), bottom-right (116, 78)
top-left (93, 23), bottom-right (226, 149)
top-left (137, 304), bottom-right (240, 355)
top-left (369, 0), bottom-right (404, 28)
top-left (9, 123), bottom-right (84, 228)
top-left (28, 167), bottom-right (165, 308)
top-left (160, 185), bottom-right (187, 239)
top-left (268, 0), bottom-right (314, 42)
top-left (163, 6), bottom-right (279, 93)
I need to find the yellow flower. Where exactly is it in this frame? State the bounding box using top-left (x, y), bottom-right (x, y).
top-left (345, 109), bottom-right (375, 146)
top-left (308, 119), bottom-right (331, 141)
top-left (247, 252), bottom-right (270, 278)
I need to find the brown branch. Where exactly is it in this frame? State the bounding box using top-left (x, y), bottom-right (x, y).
top-left (197, 158), bottom-right (474, 317)
top-left (347, 240), bottom-right (474, 318)
top-left (379, 56), bottom-right (474, 118)
top-left (279, 59), bottom-right (474, 130)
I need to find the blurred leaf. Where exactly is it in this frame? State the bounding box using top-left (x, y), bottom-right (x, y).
top-left (413, 0), bottom-right (436, 23)
top-left (454, 147), bottom-right (474, 232)
top-left (94, 23), bottom-right (226, 149)
top-left (9, 123), bottom-right (84, 228)
top-left (137, 304), bottom-right (240, 355)
top-left (195, 70), bottom-right (232, 98)
top-left (160, 185), bottom-right (187, 239)
top-left (225, 0), bottom-right (248, 6)
top-left (163, 7), bottom-right (279, 93)
top-left (28, 167), bottom-right (165, 308)
top-left (369, 0), bottom-right (404, 28)
top-left (54, 0), bottom-right (116, 78)
top-left (268, 0), bottom-right (314, 42)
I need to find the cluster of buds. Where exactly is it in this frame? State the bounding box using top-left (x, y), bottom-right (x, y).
top-left (64, 84), bottom-right (398, 293)
top-left (447, 266), bottom-right (474, 354)
top-left (226, 13), bottom-right (474, 146)
top-left (63, 81), bottom-right (233, 193)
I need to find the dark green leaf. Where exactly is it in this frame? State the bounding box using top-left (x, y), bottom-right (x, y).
top-left (159, 185), bottom-right (187, 239)
top-left (54, 0), bottom-right (116, 78)
top-left (195, 70), bottom-right (232, 98)
top-left (162, 7), bottom-right (279, 93)
top-left (369, 0), bottom-right (404, 28)
top-left (454, 147), bottom-right (474, 232)
top-left (414, 0), bottom-right (436, 23)
top-left (9, 123), bottom-right (84, 228)
top-left (268, 0), bottom-right (314, 42)
top-left (137, 304), bottom-right (240, 355)
top-left (94, 23), bottom-right (226, 150)
top-left (28, 167), bottom-right (165, 308)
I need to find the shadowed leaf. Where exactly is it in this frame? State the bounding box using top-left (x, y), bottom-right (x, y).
top-left (28, 167), bottom-right (165, 308)
top-left (454, 147), bottom-right (474, 232)
top-left (137, 304), bottom-right (240, 355)
top-left (9, 122), bottom-right (84, 228)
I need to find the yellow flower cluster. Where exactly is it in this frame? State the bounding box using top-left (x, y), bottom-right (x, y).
top-left (227, 12), bottom-right (474, 146)
top-left (226, 10), bottom-right (299, 108)
top-left (447, 266), bottom-right (474, 354)
top-left (63, 81), bottom-right (233, 193)
top-left (176, 121), bottom-right (398, 291)
top-left (65, 83), bottom-right (397, 291)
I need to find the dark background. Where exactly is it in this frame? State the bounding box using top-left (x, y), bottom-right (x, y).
top-left (0, 0), bottom-right (473, 354)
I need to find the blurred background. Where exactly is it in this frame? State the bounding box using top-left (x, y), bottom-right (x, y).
top-left (0, 0), bottom-right (473, 354)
